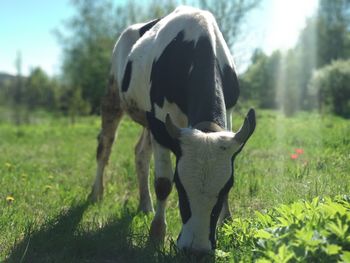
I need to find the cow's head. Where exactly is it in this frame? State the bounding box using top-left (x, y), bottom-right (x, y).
top-left (164, 109), bottom-right (256, 254)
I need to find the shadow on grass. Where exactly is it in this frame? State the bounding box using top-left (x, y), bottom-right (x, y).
top-left (5, 201), bottom-right (204, 263)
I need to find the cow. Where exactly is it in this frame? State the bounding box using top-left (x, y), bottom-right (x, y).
top-left (89, 6), bottom-right (256, 255)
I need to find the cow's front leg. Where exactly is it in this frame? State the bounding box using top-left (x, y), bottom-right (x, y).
top-left (149, 139), bottom-right (173, 243)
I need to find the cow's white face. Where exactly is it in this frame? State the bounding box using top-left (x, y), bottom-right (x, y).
top-left (165, 109), bottom-right (256, 253)
top-left (175, 130), bottom-right (240, 252)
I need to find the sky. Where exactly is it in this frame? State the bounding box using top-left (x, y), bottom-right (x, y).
top-left (0, 0), bottom-right (318, 76)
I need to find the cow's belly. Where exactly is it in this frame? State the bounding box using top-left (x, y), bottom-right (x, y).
top-left (119, 82), bottom-right (151, 127)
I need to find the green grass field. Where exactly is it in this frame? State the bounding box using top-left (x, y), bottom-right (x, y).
top-left (1, 109), bottom-right (349, 262)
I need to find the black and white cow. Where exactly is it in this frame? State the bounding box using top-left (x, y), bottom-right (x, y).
top-left (90, 6), bottom-right (256, 254)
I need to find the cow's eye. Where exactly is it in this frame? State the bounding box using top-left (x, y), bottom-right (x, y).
top-left (219, 146), bottom-right (227, 150)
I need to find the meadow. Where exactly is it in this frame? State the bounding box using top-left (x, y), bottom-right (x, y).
top-left (0, 108), bottom-right (349, 262)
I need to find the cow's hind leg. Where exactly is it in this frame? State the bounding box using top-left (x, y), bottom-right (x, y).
top-left (135, 128), bottom-right (153, 213)
top-left (90, 79), bottom-right (123, 202)
top-left (149, 139), bottom-right (173, 243)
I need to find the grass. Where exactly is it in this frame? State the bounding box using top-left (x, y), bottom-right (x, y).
top-left (0, 109), bottom-right (349, 262)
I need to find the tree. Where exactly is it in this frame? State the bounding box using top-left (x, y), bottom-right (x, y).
top-left (59, 85), bottom-right (90, 124)
top-left (284, 0), bottom-right (350, 111)
top-left (317, 0), bottom-right (350, 67)
top-left (293, 17), bottom-right (318, 110)
top-left (12, 51), bottom-right (26, 124)
top-left (240, 49), bottom-right (282, 109)
top-left (56, 0), bottom-right (120, 114)
top-left (309, 59), bottom-right (350, 118)
top-left (278, 50), bottom-right (301, 116)
top-left (25, 67), bottom-right (58, 111)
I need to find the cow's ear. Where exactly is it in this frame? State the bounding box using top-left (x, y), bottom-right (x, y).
top-left (231, 108), bottom-right (256, 157)
top-left (234, 108), bottom-right (256, 144)
top-left (146, 112), bottom-right (181, 156)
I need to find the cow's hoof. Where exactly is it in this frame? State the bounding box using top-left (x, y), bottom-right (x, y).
top-left (149, 218), bottom-right (166, 244)
top-left (88, 186), bottom-right (103, 203)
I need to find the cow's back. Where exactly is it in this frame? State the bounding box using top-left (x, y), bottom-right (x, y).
top-left (113, 6), bottom-right (239, 128)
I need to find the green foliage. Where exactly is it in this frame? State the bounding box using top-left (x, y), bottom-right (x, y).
top-left (240, 49), bottom-right (303, 116)
top-left (309, 59), bottom-right (350, 118)
top-left (25, 68), bottom-right (58, 111)
top-left (317, 0), bottom-right (350, 68)
top-left (56, 0), bottom-right (119, 113)
top-left (240, 50), bottom-right (281, 109)
top-left (59, 85), bottom-right (91, 123)
top-left (0, 67), bottom-right (92, 124)
top-left (0, 66), bottom-right (63, 124)
top-left (218, 196), bottom-right (350, 262)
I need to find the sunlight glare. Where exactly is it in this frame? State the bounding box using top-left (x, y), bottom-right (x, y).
top-left (264, 0), bottom-right (319, 54)
top-left (272, 0), bottom-right (319, 178)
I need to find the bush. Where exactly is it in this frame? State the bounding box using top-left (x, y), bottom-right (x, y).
top-left (240, 50), bottom-right (282, 109)
top-left (217, 195), bottom-right (350, 262)
top-left (309, 59), bottom-right (350, 118)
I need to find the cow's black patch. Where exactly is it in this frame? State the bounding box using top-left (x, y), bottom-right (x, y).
top-left (146, 112), bottom-right (181, 156)
top-left (209, 165), bottom-right (234, 249)
top-left (220, 64), bottom-right (240, 109)
top-left (139, 18), bottom-right (161, 36)
top-left (150, 31), bottom-right (194, 115)
top-left (155, 177), bottom-right (172, 201)
top-left (121, 61), bottom-right (132, 92)
top-left (174, 161), bottom-right (192, 224)
top-left (149, 31), bottom-right (226, 128)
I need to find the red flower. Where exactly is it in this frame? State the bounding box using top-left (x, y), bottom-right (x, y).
top-left (291, 154), bottom-right (298, 160)
top-left (295, 148), bottom-right (304, 154)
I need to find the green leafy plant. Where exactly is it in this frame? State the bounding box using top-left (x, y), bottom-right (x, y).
top-left (218, 195), bottom-right (350, 262)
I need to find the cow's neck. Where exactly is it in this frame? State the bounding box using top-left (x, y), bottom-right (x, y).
top-left (187, 95), bottom-right (226, 129)
top-left (186, 51), bottom-right (226, 129)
